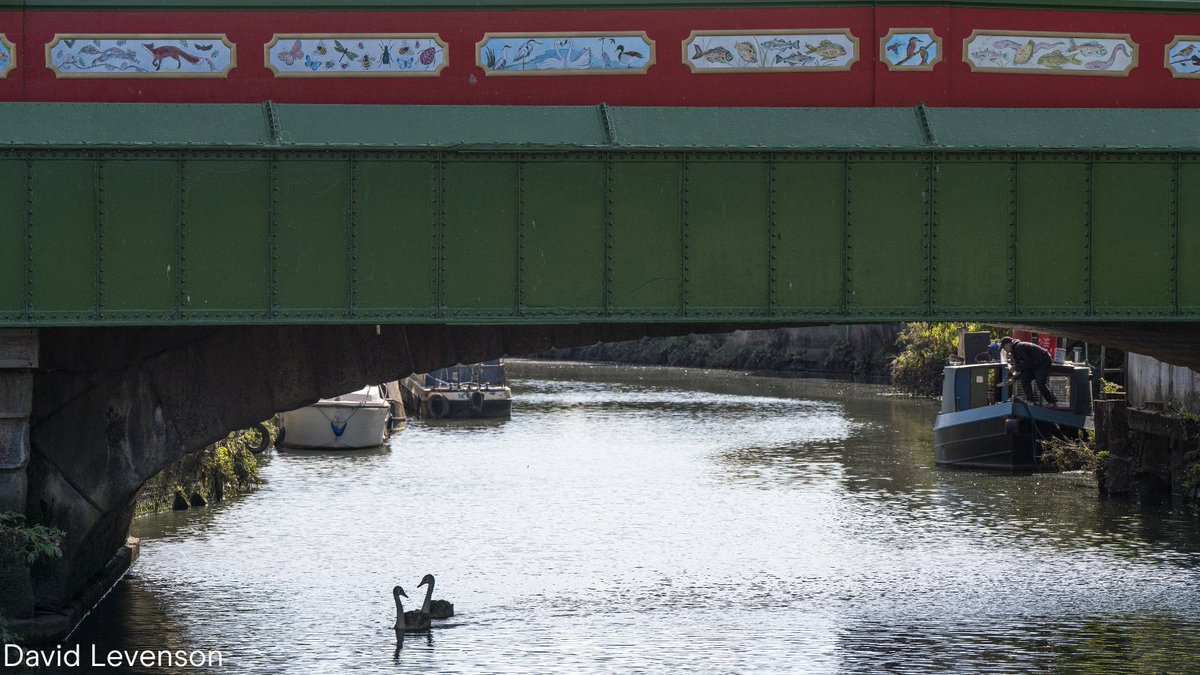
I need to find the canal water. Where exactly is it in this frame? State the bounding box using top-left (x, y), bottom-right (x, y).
top-left (67, 362), bottom-right (1200, 673)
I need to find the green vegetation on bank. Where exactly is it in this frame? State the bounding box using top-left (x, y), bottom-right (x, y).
top-left (136, 423), bottom-right (273, 515)
top-left (0, 513), bottom-right (64, 566)
top-left (890, 322), bottom-right (999, 397)
top-left (0, 512), bottom-right (65, 633)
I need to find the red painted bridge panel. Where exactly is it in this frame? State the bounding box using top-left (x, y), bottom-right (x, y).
top-left (4, 6), bottom-right (1200, 107)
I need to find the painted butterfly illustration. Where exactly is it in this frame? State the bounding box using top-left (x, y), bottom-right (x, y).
top-left (398, 57), bottom-right (413, 69)
top-left (195, 43), bottom-right (214, 52)
top-left (278, 39), bottom-right (303, 66)
top-left (304, 55), bottom-right (321, 71)
top-left (64, 39), bottom-right (76, 48)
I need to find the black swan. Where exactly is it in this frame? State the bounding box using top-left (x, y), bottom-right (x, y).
top-left (392, 586), bottom-right (430, 632)
top-left (416, 573), bottom-right (455, 619)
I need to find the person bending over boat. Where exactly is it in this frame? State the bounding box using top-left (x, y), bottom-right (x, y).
top-left (999, 336), bottom-right (1058, 407)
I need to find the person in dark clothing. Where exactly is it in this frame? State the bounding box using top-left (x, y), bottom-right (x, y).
top-left (1000, 336), bottom-right (1058, 407)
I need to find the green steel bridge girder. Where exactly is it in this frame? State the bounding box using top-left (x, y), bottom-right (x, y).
top-left (2, 104), bottom-right (1199, 327)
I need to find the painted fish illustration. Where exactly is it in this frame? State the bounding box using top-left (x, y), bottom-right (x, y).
top-left (774, 51), bottom-right (816, 67)
top-left (692, 43), bottom-right (734, 64)
top-left (1013, 39), bottom-right (1064, 65)
top-left (805, 39), bottom-right (847, 62)
top-left (1036, 49), bottom-right (1082, 69)
top-left (971, 48), bottom-right (1009, 66)
top-left (760, 38), bottom-right (802, 52)
top-left (991, 39), bottom-right (1024, 50)
top-left (1085, 43), bottom-right (1131, 70)
top-left (734, 41), bottom-right (758, 64)
top-left (1067, 39), bottom-right (1107, 57)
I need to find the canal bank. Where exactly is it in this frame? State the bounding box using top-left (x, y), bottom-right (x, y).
top-left (1, 424), bottom-right (272, 646)
top-left (54, 362), bottom-right (1200, 673)
top-left (537, 325), bottom-right (902, 382)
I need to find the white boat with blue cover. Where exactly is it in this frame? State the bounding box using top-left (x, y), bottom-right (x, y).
top-left (278, 385), bottom-right (392, 450)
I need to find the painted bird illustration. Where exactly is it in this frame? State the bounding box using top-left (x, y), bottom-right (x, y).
top-left (894, 37), bottom-right (923, 65)
top-left (513, 39), bottom-right (540, 68)
top-left (494, 44), bottom-right (511, 71)
top-left (614, 42), bottom-right (645, 68)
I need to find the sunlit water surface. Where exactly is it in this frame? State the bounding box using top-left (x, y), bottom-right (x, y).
top-left (66, 362), bottom-right (1200, 673)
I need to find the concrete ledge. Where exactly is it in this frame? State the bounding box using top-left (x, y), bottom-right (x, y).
top-left (0, 330), bottom-right (37, 369)
top-left (9, 537), bottom-right (139, 646)
top-left (1128, 407), bottom-right (1199, 441)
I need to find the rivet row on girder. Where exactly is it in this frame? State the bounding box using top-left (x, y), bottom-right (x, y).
top-left (680, 157), bottom-right (690, 316)
top-left (349, 160), bottom-right (359, 318)
top-left (176, 159), bottom-right (188, 319)
top-left (517, 159), bottom-right (525, 316)
top-left (23, 159), bottom-right (33, 321)
top-left (1171, 154), bottom-right (1180, 315)
top-left (604, 155), bottom-right (613, 317)
top-left (767, 156), bottom-right (777, 316)
top-left (843, 157), bottom-right (853, 317)
top-left (268, 157), bottom-right (278, 317)
top-left (435, 155), bottom-right (446, 317)
top-left (1008, 157), bottom-right (1018, 314)
top-left (925, 156), bottom-right (934, 316)
top-left (96, 159), bottom-right (106, 319)
top-left (1085, 155), bottom-right (1094, 317)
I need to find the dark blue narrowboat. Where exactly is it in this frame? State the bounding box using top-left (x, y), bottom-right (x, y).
top-left (933, 361), bottom-right (1093, 470)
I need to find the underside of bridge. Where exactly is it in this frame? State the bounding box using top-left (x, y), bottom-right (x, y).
top-left (12, 322), bottom-right (762, 612)
top-left (4, 317), bottom-right (1197, 616)
top-left (6, 103), bottom-right (1200, 618)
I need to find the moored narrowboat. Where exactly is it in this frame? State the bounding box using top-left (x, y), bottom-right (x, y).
top-left (933, 360), bottom-right (1093, 470)
top-left (400, 360), bottom-right (513, 419)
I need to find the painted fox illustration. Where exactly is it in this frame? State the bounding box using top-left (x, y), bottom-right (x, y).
top-left (142, 43), bottom-right (201, 70)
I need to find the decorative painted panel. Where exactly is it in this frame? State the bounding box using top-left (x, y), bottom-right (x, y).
top-left (477, 33), bottom-right (653, 76)
top-left (46, 35), bottom-right (235, 77)
top-left (683, 30), bottom-right (859, 72)
top-left (963, 30), bottom-right (1136, 76)
top-left (1166, 36), bottom-right (1200, 78)
top-left (266, 35), bottom-right (447, 77)
top-left (0, 34), bottom-right (14, 78)
top-left (880, 29), bottom-right (941, 71)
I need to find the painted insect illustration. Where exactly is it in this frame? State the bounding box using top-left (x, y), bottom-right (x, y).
top-left (278, 39), bottom-right (303, 66)
top-left (418, 46), bottom-right (437, 68)
top-left (334, 40), bottom-right (359, 63)
top-left (380, 43), bottom-right (392, 65)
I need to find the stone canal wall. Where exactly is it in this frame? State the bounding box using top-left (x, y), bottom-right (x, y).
top-left (1127, 353), bottom-right (1200, 413)
top-left (537, 325), bottom-right (903, 381)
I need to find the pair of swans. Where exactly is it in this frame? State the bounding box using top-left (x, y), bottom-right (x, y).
top-left (393, 574), bottom-right (455, 632)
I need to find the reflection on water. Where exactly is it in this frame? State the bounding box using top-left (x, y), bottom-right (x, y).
top-left (60, 361), bottom-right (1200, 673)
